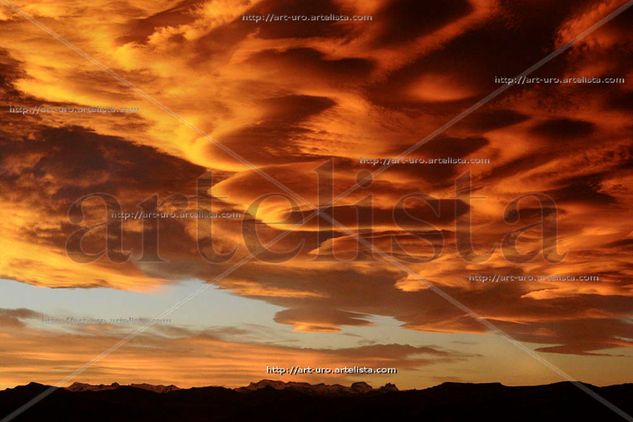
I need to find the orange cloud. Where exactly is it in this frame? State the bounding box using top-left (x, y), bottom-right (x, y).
top-left (0, 0), bottom-right (632, 389)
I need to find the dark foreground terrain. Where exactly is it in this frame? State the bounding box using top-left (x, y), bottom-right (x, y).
top-left (1, 380), bottom-right (632, 421)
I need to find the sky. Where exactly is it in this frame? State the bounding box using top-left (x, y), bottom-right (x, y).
top-left (0, 0), bottom-right (632, 390)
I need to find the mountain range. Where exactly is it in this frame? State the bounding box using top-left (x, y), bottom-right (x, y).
top-left (1, 380), bottom-right (632, 421)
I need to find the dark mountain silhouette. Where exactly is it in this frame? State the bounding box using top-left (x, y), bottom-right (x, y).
top-left (0, 380), bottom-right (632, 421)
top-left (235, 379), bottom-right (396, 395)
top-left (67, 382), bottom-right (181, 393)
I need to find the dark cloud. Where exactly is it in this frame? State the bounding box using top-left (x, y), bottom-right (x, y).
top-left (274, 307), bottom-right (373, 331)
top-left (530, 118), bottom-right (595, 140)
top-left (117, 0), bottom-right (204, 44)
top-left (262, 95), bottom-right (336, 121)
top-left (386, 136), bottom-right (489, 158)
top-left (371, 0), bottom-right (472, 46)
top-left (545, 174), bottom-right (617, 205)
top-left (456, 108), bottom-right (529, 132)
top-left (245, 47), bottom-right (374, 82)
top-left (506, 318), bottom-right (633, 356)
top-left (0, 308), bottom-right (42, 327)
top-left (283, 199), bottom-right (469, 229)
top-left (207, 95), bottom-right (336, 165)
top-left (0, 125), bottom-right (206, 205)
top-left (366, 0), bottom-right (604, 109)
top-left (606, 91), bottom-right (633, 111)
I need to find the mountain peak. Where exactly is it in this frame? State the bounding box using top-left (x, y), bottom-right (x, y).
top-left (67, 382), bottom-right (180, 393)
top-left (236, 379), bottom-right (398, 396)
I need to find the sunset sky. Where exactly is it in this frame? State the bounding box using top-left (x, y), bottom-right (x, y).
top-left (0, 0), bottom-right (632, 390)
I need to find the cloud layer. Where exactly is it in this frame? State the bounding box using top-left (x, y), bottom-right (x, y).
top-left (0, 0), bottom-right (632, 386)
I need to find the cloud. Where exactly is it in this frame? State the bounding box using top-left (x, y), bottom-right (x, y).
top-left (0, 307), bottom-right (470, 388)
top-left (0, 0), bottom-right (632, 389)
